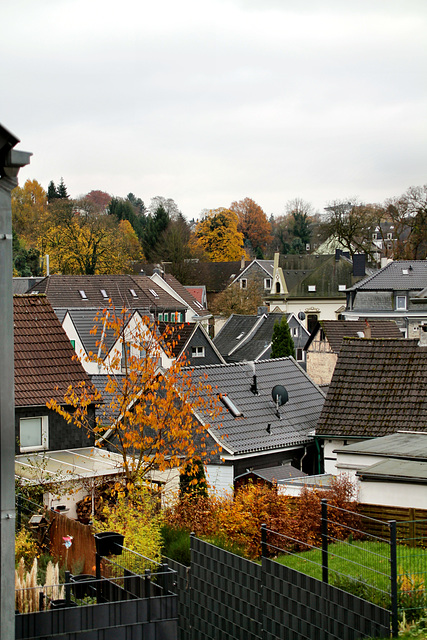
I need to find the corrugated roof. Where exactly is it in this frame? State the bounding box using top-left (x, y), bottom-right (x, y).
top-left (191, 358), bottom-right (325, 455)
top-left (14, 295), bottom-right (95, 407)
top-left (316, 338), bottom-right (427, 438)
top-left (334, 432), bottom-right (427, 460)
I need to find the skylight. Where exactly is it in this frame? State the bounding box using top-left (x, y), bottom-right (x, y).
top-left (129, 289), bottom-right (138, 298)
top-left (402, 269), bottom-right (409, 275)
top-left (100, 289), bottom-right (108, 298)
top-left (79, 290), bottom-right (87, 299)
top-left (149, 288), bottom-right (159, 298)
top-left (219, 393), bottom-right (243, 417)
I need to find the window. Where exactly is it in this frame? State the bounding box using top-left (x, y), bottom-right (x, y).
top-left (79, 290), bottom-right (87, 299)
top-left (275, 282), bottom-right (281, 293)
top-left (338, 284), bottom-right (346, 292)
top-left (20, 416), bottom-right (48, 451)
top-left (70, 339), bottom-right (76, 349)
top-left (396, 296), bottom-right (407, 310)
top-left (296, 348), bottom-right (304, 362)
top-left (149, 289), bottom-right (159, 298)
top-left (164, 312), bottom-right (169, 322)
top-left (219, 393), bottom-right (243, 417)
top-left (307, 314), bottom-right (318, 334)
top-left (191, 346), bottom-right (205, 358)
top-left (308, 285), bottom-right (316, 292)
top-left (100, 289), bottom-right (108, 299)
top-left (180, 312), bottom-right (185, 322)
top-left (387, 232), bottom-right (393, 240)
top-left (129, 289), bottom-right (138, 298)
top-left (399, 328), bottom-right (408, 338)
top-left (291, 327), bottom-right (298, 337)
top-left (171, 313), bottom-right (176, 322)
top-left (372, 233), bottom-right (378, 241)
top-left (158, 313), bottom-right (163, 321)
top-left (240, 279), bottom-right (247, 289)
top-left (264, 278), bottom-right (272, 290)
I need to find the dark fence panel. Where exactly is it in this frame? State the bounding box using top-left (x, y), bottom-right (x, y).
top-left (166, 557), bottom-right (191, 640)
top-left (190, 537), bottom-right (262, 640)
top-left (262, 558), bottom-right (390, 640)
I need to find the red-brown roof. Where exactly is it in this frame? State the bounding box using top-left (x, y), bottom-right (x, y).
top-left (14, 295), bottom-right (94, 406)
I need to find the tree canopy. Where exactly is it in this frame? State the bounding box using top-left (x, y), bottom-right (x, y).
top-left (193, 208), bottom-right (245, 261)
top-left (271, 316), bottom-right (295, 359)
top-left (230, 197), bottom-right (272, 256)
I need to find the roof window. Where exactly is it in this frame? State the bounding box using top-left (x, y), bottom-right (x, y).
top-left (308, 285), bottom-right (316, 292)
top-left (338, 284), bottom-right (346, 291)
top-left (129, 289), bottom-right (138, 298)
top-left (79, 290), bottom-right (88, 299)
top-left (219, 393), bottom-right (243, 417)
top-left (100, 289), bottom-right (108, 298)
top-left (236, 332), bottom-right (245, 340)
top-left (149, 288), bottom-right (159, 298)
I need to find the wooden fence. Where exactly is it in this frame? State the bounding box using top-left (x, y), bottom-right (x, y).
top-left (49, 512), bottom-right (95, 574)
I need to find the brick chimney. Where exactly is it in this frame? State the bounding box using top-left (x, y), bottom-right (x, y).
top-left (363, 318), bottom-right (371, 339)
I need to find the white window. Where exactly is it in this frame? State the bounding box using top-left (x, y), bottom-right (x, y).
top-left (79, 290), bottom-right (87, 299)
top-left (338, 284), bottom-right (346, 292)
top-left (240, 279), bottom-right (247, 289)
top-left (396, 296), bottom-right (407, 310)
top-left (129, 289), bottom-right (138, 298)
top-left (399, 328), bottom-right (408, 338)
top-left (264, 278), bottom-right (272, 290)
top-left (149, 289), bottom-right (159, 298)
top-left (158, 313), bottom-right (163, 321)
top-left (308, 285), bottom-right (316, 292)
top-left (387, 232), bottom-right (393, 240)
top-left (100, 289), bottom-right (108, 299)
top-left (20, 416), bottom-right (48, 452)
top-left (191, 346), bottom-right (205, 358)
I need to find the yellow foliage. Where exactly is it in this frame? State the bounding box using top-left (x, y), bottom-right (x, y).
top-left (193, 208), bottom-right (245, 261)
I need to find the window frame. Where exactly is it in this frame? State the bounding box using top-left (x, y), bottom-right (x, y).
top-left (264, 278), bottom-right (272, 290)
top-left (240, 278), bottom-right (247, 290)
top-left (191, 346), bottom-right (205, 358)
top-left (19, 416), bottom-right (48, 452)
top-left (396, 295), bottom-right (407, 311)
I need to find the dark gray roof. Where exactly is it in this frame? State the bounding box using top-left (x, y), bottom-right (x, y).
top-left (316, 338), bottom-right (427, 438)
top-left (191, 358), bottom-right (325, 456)
top-left (235, 465), bottom-right (306, 483)
top-left (357, 459), bottom-right (427, 483)
top-left (13, 277), bottom-right (44, 295)
top-left (214, 313), bottom-right (308, 363)
top-left (66, 308), bottom-right (125, 356)
top-left (347, 260), bottom-right (427, 292)
top-left (334, 432), bottom-right (427, 460)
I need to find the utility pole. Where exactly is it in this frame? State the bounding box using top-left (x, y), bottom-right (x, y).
top-left (0, 124), bottom-right (31, 640)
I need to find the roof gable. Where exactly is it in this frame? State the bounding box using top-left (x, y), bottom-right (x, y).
top-left (305, 320), bottom-right (403, 352)
top-left (347, 260), bottom-right (427, 292)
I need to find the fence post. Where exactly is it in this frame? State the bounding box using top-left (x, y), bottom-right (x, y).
top-left (64, 571), bottom-right (71, 606)
top-left (261, 523), bottom-right (267, 558)
top-left (389, 520), bottom-right (398, 638)
top-left (321, 499), bottom-right (328, 584)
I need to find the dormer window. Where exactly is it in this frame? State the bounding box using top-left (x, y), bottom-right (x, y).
top-left (219, 393), bottom-right (243, 417)
top-left (79, 290), bottom-right (87, 299)
top-left (396, 295), bottom-right (407, 310)
top-left (129, 289), bottom-right (138, 298)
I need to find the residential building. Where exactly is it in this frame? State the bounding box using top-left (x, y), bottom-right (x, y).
top-left (304, 319), bottom-right (402, 386)
top-left (344, 259), bottom-right (427, 338)
top-left (315, 337), bottom-right (427, 475)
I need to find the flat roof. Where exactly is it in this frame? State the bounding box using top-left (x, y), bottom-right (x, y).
top-left (334, 432), bottom-right (427, 460)
top-left (15, 447), bottom-right (125, 484)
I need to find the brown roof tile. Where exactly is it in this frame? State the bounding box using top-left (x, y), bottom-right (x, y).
top-left (316, 320), bottom-right (402, 352)
top-left (14, 295), bottom-right (94, 406)
top-left (316, 338), bottom-right (427, 438)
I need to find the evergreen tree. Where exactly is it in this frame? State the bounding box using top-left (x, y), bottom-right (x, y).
top-left (271, 316), bottom-right (295, 359)
top-left (56, 177), bottom-right (69, 199)
top-left (47, 180), bottom-right (58, 203)
top-left (179, 458), bottom-right (208, 500)
top-left (12, 228), bottom-right (41, 276)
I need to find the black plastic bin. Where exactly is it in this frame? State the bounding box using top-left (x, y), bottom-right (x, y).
top-left (70, 574), bottom-right (96, 599)
top-left (49, 599), bottom-right (78, 609)
top-left (94, 531), bottom-right (124, 556)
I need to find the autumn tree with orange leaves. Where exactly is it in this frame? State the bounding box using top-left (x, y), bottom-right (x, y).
top-left (48, 304), bottom-right (221, 490)
top-left (193, 208), bottom-right (246, 261)
top-left (230, 197), bottom-right (272, 257)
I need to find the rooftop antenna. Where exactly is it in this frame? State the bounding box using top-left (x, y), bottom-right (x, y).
top-left (271, 384), bottom-right (288, 419)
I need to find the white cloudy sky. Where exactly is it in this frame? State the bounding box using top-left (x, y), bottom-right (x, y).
top-left (2, 0), bottom-right (426, 218)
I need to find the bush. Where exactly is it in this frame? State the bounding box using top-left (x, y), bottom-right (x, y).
top-left (15, 528), bottom-right (38, 568)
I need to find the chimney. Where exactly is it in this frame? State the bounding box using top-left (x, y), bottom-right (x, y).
top-left (257, 306), bottom-right (268, 316)
top-left (335, 249), bottom-right (342, 261)
top-left (363, 319), bottom-right (371, 339)
top-left (353, 254), bottom-right (366, 277)
top-left (419, 324), bottom-right (427, 347)
top-left (240, 255), bottom-right (246, 270)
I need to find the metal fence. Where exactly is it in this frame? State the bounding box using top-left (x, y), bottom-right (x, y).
top-left (261, 499), bottom-right (427, 637)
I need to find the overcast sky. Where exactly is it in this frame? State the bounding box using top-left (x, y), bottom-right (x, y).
top-left (2, 0), bottom-right (426, 219)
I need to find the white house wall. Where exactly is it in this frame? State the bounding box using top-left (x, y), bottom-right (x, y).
top-left (358, 481), bottom-right (427, 510)
top-left (206, 464), bottom-right (234, 497)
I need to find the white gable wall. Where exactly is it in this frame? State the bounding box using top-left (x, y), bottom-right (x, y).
top-left (206, 464), bottom-right (234, 497)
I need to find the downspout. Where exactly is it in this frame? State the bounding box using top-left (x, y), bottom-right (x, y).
top-left (314, 436), bottom-right (323, 474)
top-left (300, 446), bottom-right (307, 472)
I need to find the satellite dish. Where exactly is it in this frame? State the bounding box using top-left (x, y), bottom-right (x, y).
top-left (271, 385), bottom-right (288, 406)
top-left (298, 311), bottom-right (306, 321)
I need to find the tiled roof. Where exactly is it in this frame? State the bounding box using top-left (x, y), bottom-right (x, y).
top-left (161, 273), bottom-right (208, 315)
top-left (284, 254), bottom-right (362, 298)
top-left (14, 295), bottom-right (94, 407)
top-left (346, 260), bottom-right (427, 291)
top-left (214, 313), bottom-right (291, 362)
top-left (27, 275), bottom-right (186, 311)
top-left (305, 320), bottom-right (402, 353)
top-left (316, 338), bottom-right (427, 438)
top-left (191, 358), bottom-right (325, 455)
top-left (235, 465), bottom-right (306, 483)
top-left (157, 322), bottom-right (196, 358)
top-left (66, 308), bottom-right (124, 356)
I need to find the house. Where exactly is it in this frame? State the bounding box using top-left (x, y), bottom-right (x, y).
top-left (315, 337), bottom-right (427, 475)
top-left (13, 295), bottom-right (126, 517)
top-left (304, 319), bottom-right (402, 386)
top-left (149, 270), bottom-right (210, 325)
top-left (229, 257), bottom-right (275, 293)
top-left (265, 251), bottom-right (368, 333)
top-left (334, 432), bottom-right (427, 510)
top-left (190, 357), bottom-right (326, 494)
top-left (343, 259), bottom-right (427, 338)
top-left (157, 321), bottom-right (225, 366)
top-left (213, 311), bottom-right (309, 368)
top-left (27, 274), bottom-right (190, 323)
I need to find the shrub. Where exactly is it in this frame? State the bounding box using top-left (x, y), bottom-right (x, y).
top-left (15, 528), bottom-right (38, 568)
